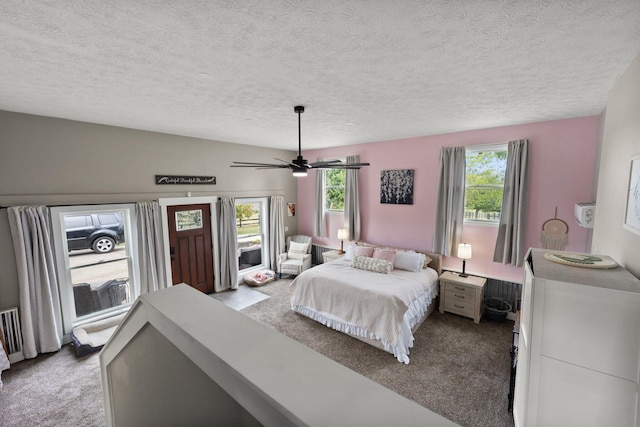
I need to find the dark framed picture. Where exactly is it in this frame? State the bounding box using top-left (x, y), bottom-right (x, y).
top-left (380, 169), bottom-right (414, 205)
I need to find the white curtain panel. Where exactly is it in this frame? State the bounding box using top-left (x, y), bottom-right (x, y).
top-left (493, 139), bottom-right (530, 266)
top-left (313, 166), bottom-right (326, 237)
top-left (136, 201), bottom-right (167, 293)
top-left (218, 197), bottom-right (238, 290)
top-left (433, 146), bottom-right (466, 257)
top-left (345, 155), bottom-right (361, 241)
top-left (269, 195), bottom-right (285, 272)
top-left (7, 206), bottom-right (63, 359)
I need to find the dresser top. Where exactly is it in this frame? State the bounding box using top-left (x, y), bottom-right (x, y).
top-left (529, 249), bottom-right (640, 294)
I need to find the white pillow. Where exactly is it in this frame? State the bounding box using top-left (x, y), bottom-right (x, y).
top-left (342, 243), bottom-right (357, 261)
top-left (288, 241), bottom-right (308, 260)
top-left (393, 251), bottom-right (426, 272)
top-left (351, 255), bottom-right (392, 274)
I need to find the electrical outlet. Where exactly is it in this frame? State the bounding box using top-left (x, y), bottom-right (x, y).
top-left (285, 226), bottom-right (289, 232)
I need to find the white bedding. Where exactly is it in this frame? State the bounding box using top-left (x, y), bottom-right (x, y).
top-left (289, 259), bottom-right (439, 364)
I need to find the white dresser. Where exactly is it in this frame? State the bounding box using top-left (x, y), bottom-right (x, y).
top-left (514, 248), bottom-right (640, 427)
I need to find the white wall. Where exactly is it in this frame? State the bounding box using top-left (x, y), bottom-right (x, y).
top-left (0, 110), bottom-right (298, 309)
top-left (592, 53), bottom-right (640, 278)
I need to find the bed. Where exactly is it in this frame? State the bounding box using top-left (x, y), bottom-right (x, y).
top-left (289, 244), bottom-right (442, 364)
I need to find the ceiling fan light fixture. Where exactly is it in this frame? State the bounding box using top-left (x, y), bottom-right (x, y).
top-left (292, 167), bottom-right (308, 177)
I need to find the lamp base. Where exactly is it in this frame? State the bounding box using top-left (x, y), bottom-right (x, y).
top-left (459, 259), bottom-right (468, 277)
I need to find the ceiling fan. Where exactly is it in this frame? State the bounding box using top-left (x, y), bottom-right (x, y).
top-left (231, 105), bottom-right (370, 177)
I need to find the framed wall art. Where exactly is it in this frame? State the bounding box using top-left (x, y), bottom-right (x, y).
top-left (380, 169), bottom-right (414, 205)
top-left (624, 153), bottom-right (640, 236)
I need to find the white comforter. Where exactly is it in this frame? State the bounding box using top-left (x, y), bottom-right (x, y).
top-left (289, 259), bottom-right (438, 363)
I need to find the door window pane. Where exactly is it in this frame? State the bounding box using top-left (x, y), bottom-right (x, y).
top-left (175, 209), bottom-right (203, 231)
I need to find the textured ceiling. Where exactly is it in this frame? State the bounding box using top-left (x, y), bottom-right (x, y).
top-left (1, 1), bottom-right (639, 151)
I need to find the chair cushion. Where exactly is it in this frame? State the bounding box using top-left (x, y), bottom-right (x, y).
top-left (281, 258), bottom-right (305, 274)
top-left (288, 241), bottom-right (309, 260)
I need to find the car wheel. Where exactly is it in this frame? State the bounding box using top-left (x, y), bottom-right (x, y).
top-left (92, 236), bottom-right (115, 253)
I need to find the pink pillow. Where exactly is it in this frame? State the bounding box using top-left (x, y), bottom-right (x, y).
top-left (354, 246), bottom-right (374, 257)
top-left (373, 248), bottom-right (396, 269)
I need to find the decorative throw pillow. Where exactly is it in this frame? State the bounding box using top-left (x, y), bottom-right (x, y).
top-left (288, 241), bottom-right (308, 260)
top-left (372, 248), bottom-right (396, 269)
top-left (351, 255), bottom-right (392, 274)
top-left (393, 251), bottom-right (427, 272)
top-left (342, 243), bottom-right (357, 261)
top-left (354, 245), bottom-right (375, 258)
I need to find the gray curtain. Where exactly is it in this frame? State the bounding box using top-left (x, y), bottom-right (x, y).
top-left (136, 201), bottom-right (167, 293)
top-left (219, 197), bottom-right (238, 290)
top-left (433, 146), bottom-right (466, 256)
top-left (7, 206), bottom-right (63, 359)
top-left (344, 155), bottom-right (361, 241)
top-left (269, 195), bottom-right (285, 271)
top-left (313, 167), bottom-right (326, 237)
top-left (494, 139), bottom-right (530, 266)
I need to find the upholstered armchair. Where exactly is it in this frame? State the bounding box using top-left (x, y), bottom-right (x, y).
top-left (277, 235), bottom-right (312, 278)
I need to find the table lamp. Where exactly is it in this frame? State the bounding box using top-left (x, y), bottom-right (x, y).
top-left (337, 228), bottom-right (348, 254)
top-left (457, 243), bottom-right (472, 277)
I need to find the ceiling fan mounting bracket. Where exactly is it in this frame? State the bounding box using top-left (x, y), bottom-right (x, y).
top-left (294, 105), bottom-right (304, 114)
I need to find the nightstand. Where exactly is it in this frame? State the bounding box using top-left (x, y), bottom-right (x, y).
top-left (439, 271), bottom-right (487, 323)
top-left (322, 250), bottom-right (344, 263)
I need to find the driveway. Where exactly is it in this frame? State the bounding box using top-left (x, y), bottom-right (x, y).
top-left (68, 246), bottom-right (129, 287)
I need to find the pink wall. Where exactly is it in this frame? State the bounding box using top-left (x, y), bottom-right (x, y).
top-left (297, 116), bottom-right (600, 283)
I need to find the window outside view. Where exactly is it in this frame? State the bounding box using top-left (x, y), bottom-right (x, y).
top-left (465, 148), bottom-right (507, 223)
top-left (63, 211), bottom-right (132, 319)
top-left (324, 168), bottom-right (346, 211)
top-left (236, 202), bottom-right (263, 271)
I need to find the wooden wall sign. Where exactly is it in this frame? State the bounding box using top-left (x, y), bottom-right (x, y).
top-left (155, 175), bottom-right (216, 185)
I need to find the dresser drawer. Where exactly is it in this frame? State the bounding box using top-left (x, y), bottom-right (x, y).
top-left (445, 282), bottom-right (475, 298)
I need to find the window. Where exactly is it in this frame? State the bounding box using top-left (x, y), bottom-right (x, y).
top-left (235, 198), bottom-right (269, 273)
top-left (51, 204), bottom-right (139, 334)
top-left (465, 144), bottom-right (508, 223)
top-left (323, 167), bottom-right (346, 212)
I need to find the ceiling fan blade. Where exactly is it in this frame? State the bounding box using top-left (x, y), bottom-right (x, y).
top-left (308, 160), bottom-right (342, 167)
top-left (231, 161), bottom-right (290, 168)
top-left (312, 162), bottom-right (371, 169)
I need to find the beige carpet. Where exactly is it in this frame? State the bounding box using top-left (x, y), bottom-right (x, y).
top-left (0, 279), bottom-right (515, 427)
top-left (241, 279), bottom-right (515, 427)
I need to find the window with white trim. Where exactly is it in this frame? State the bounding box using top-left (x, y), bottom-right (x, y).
top-left (464, 144), bottom-right (508, 223)
top-left (323, 165), bottom-right (346, 212)
top-left (51, 204), bottom-right (140, 334)
top-left (235, 197), bottom-right (269, 273)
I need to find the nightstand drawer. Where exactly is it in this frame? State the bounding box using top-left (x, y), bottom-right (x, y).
top-left (445, 282), bottom-right (475, 298)
top-left (444, 298), bottom-right (475, 318)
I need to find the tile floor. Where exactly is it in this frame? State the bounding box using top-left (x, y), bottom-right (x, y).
top-left (210, 284), bottom-right (270, 310)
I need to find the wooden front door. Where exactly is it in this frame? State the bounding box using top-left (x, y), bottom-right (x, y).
top-left (167, 204), bottom-right (215, 294)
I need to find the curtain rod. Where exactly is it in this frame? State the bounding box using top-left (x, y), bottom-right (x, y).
top-left (0, 201), bottom-right (137, 210)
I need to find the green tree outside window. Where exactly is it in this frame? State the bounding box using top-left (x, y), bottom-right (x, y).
top-left (465, 149), bottom-right (507, 222)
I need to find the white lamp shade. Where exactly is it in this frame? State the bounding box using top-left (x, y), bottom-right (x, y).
top-left (337, 228), bottom-right (348, 240)
top-left (457, 243), bottom-right (472, 259)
